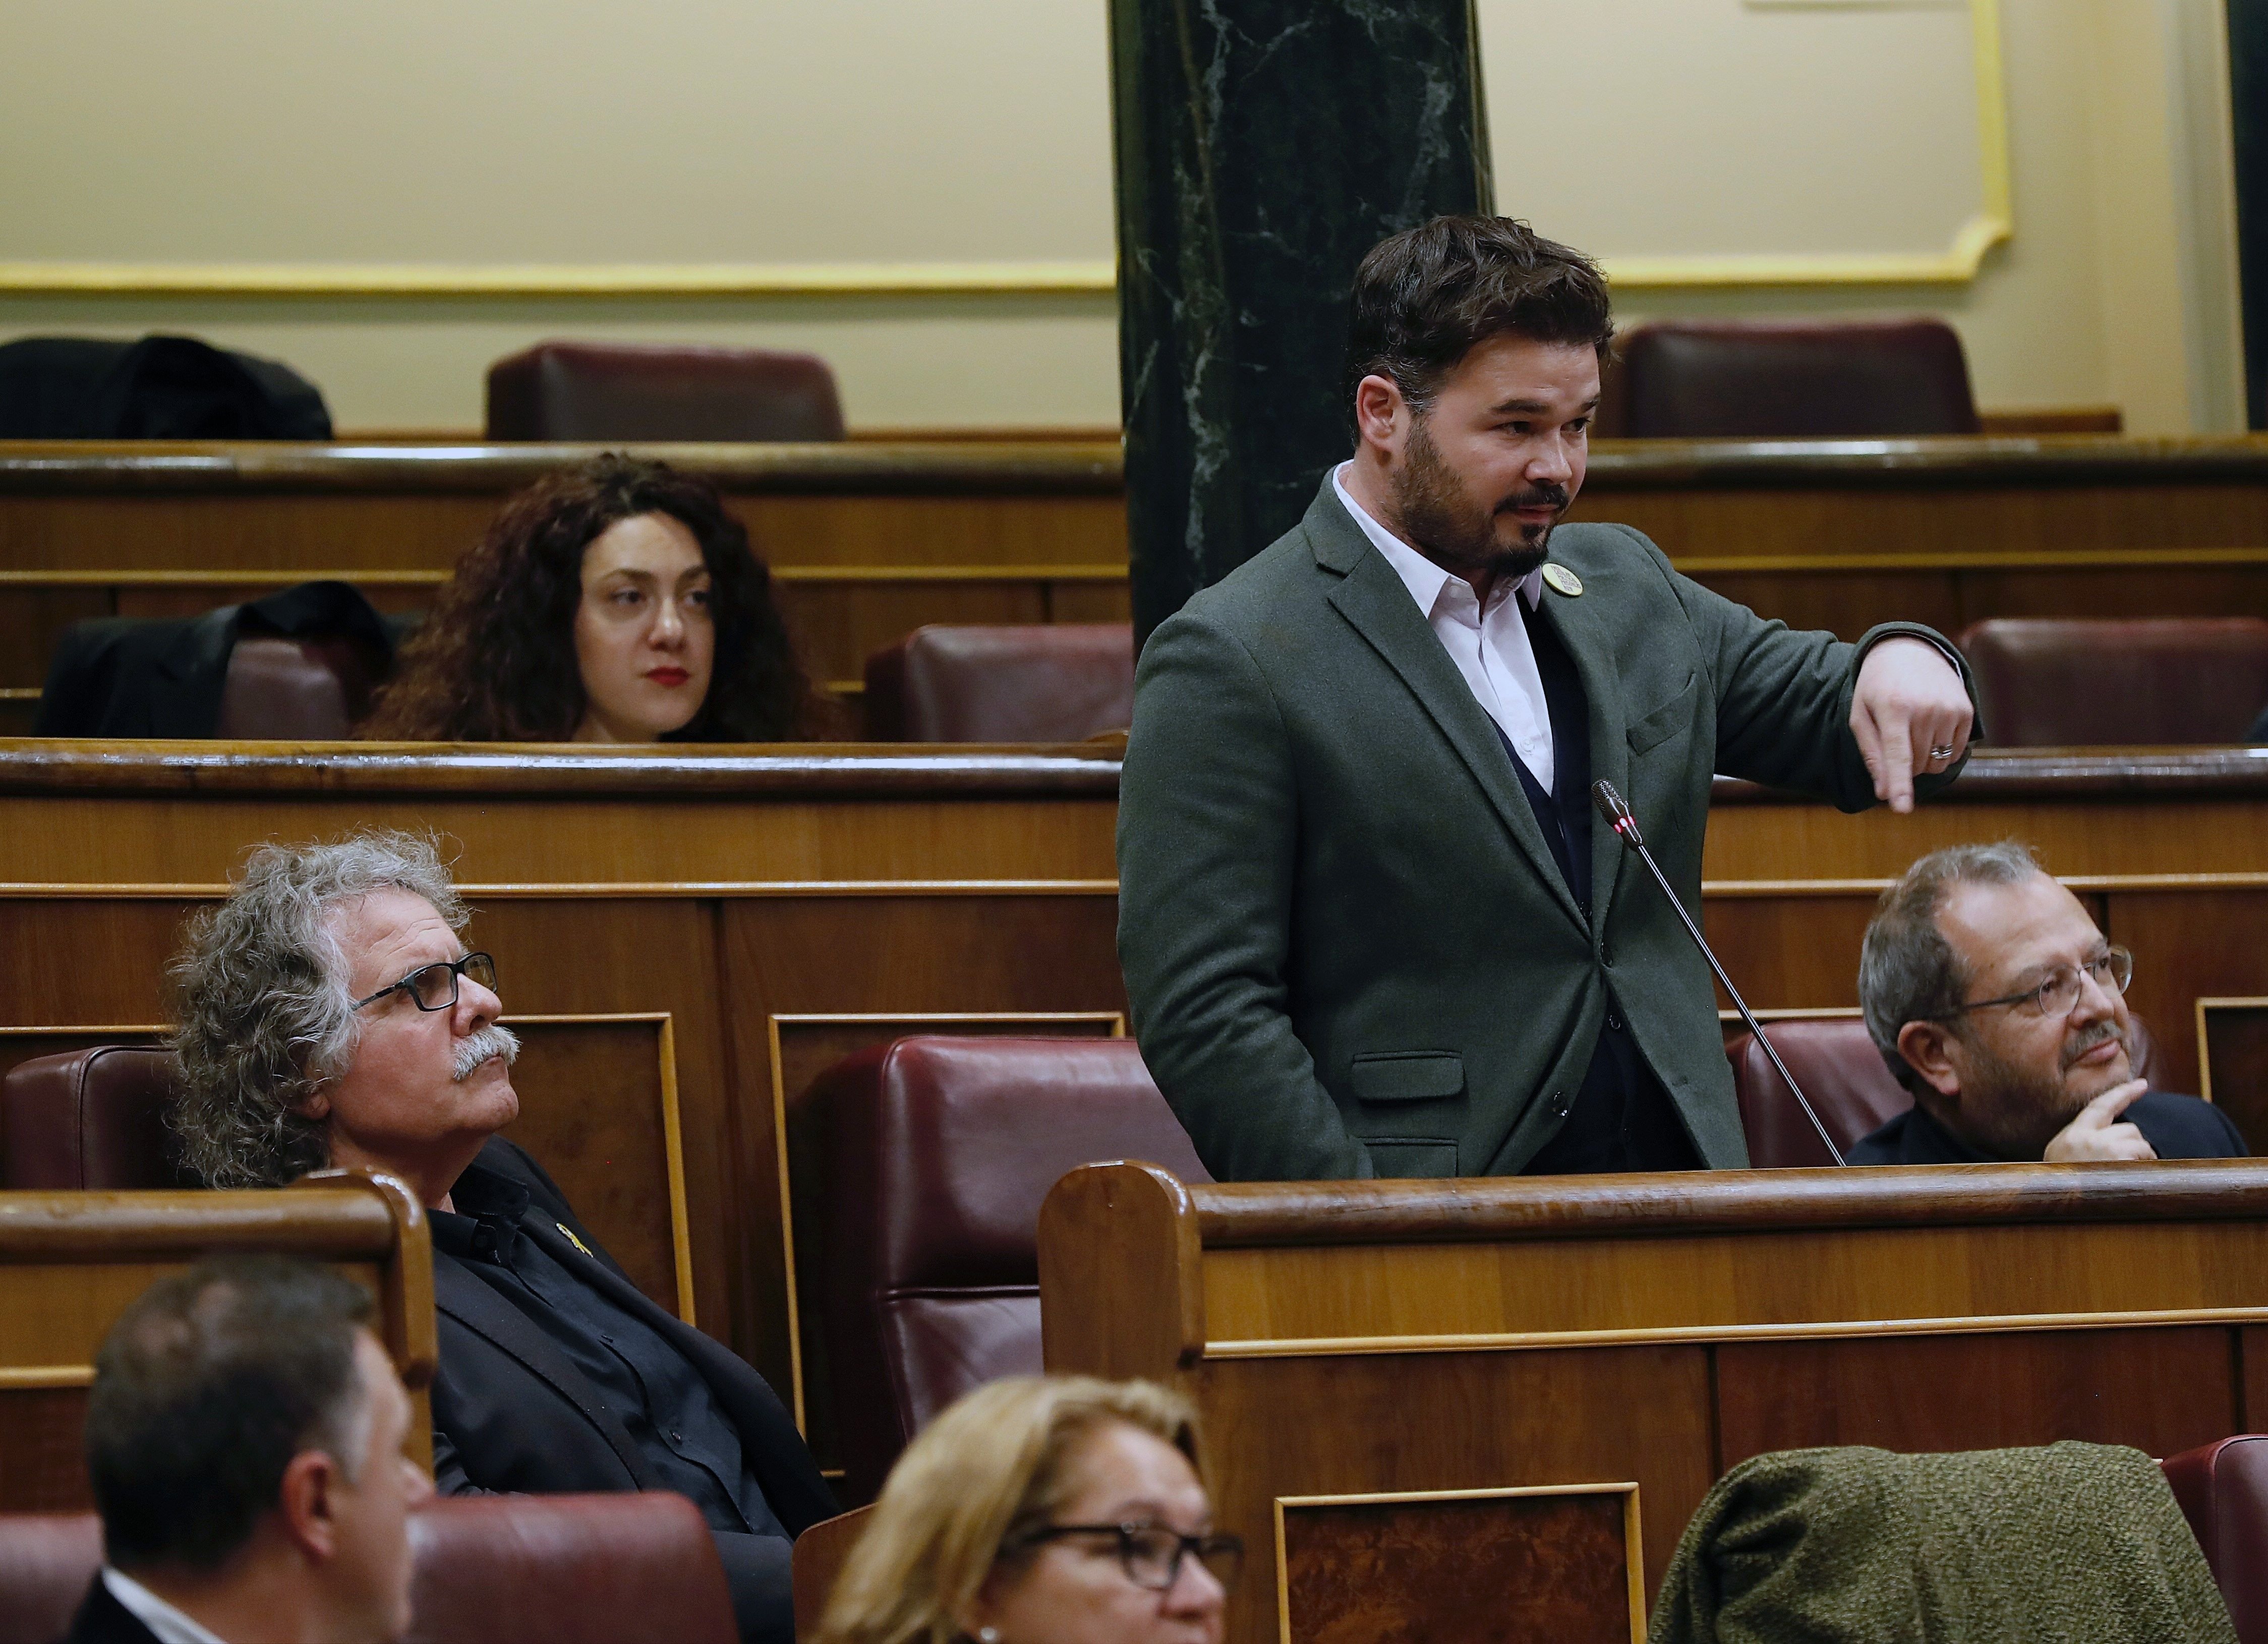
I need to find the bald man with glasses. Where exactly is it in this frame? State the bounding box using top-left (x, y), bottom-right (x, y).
top-left (1850, 840), bottom-right (2246, 1165)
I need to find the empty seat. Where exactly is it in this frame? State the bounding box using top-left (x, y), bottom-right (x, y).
top-left (1957, 617), bottom-right (2268, 746)
top-left (809, 1035), bottom-right (1207, 1502)
top-left (484, 342), bottom-right (844, 442)
top-left (863, 624), bottom-right (1134, 742)
top-left (1602, 317), bottom-right (1980, 439)
top-left (0, 1495), bottom-right (736, 1644)
top-left (1730, 1015), bottom-right (2164, 1168)
top-left (2163, 1435), bottom-right (2268, 1643)
top-left (1, 1046), bottom-right (188, 1189)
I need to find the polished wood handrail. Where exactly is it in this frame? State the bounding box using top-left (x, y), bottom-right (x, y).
top-left (14, 434), bottom-right (2268, 496)
top-left (0, 741), bottom-right (2263, 800)
top-left (1187, 1157), bottom-right (2268, 1247)
top-left (0, 1179), bottom-right (406, 1259)
top-left (0, 741), bottom-right (1126, 796)
top-left (0, 441), bottom-right (1123, 496)
top-left (1712, 746), bottom-right (2268, 802)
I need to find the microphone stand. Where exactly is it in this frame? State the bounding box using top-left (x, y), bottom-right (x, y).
top-left (1590, 779), bottom-right (1848, 1166)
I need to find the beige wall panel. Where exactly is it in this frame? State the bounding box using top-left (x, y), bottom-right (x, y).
top-left (0, 0), bottom-right (2233, 432)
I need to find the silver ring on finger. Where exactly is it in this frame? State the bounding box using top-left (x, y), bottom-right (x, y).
top-left (1930, 744), bottom-right (1955, 760)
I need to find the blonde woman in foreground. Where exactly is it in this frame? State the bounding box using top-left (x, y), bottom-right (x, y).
top-left (816, 1376), bottom-right (1238, 1644)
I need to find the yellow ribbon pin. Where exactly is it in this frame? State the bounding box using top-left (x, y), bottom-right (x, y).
top-left (556, 1221), bottom-right (595, 1258)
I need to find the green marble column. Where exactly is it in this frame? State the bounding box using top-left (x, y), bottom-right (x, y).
top-left (1111, 0), bottom-right (1493, 646)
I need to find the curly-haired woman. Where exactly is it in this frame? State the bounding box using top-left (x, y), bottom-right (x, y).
top-left (362, 454), bottom-right (827, 742)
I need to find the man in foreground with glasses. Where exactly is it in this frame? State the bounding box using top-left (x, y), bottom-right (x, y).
top-left (168, 831), bottom-right (835, 1644)
top-left (1851, 840), bottom-right (2246, 1164)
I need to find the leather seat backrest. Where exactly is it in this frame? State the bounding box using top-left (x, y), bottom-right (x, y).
top-left (1732, 1015), bottom-right (2165, 1167)
top-left (812, 1036), bottom-right (1207, 1501)
top-left (402, 1494), bottom-right (737, 1644)
top-left (0, 1513), bottom-right (101, 1644)
top-left (2163, 1435), bottom-right (2268, 1644)
top-left (1, 1046), bottom-right (189, 1189)
top-left (216, 635), bottom-right (390, 739)
top-left (0, 1497), bottom-right (736, 1644)
top-left (1957, 617), bottom-right (2268, 746)
top-left (1609, 316), bottom-right (1980, 439)
top-left (863, 623), bottom-right (1134, 742)
top-left (484, 342), bottom-right (844, 442)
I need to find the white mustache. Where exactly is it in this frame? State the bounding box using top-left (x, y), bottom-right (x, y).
top-left (453, 1023), bottom-right (521, 1082)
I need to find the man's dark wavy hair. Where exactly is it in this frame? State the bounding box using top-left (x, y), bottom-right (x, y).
top-left (362, 453), bottom-right (820, 742)
top-left (1344, 215), bottom-right (1615, 421)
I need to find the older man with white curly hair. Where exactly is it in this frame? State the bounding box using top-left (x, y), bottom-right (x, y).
top-left (168, 830), bottom-right (834, 1644)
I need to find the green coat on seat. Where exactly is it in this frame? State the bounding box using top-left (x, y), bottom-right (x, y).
top-left (1115, 474), bottom-right (1975, 1182)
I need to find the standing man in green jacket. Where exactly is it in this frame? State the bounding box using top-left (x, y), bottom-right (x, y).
top-left (1116, 215), bottom-right (1980, 1182)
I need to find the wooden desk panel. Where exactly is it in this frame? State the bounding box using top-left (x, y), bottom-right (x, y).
top-left (4, 742), bottom-right (2266, 1448)
top-left (0, 746), bottom-right (1126, 1414)
top-left (1040, 1161), bottom-right (2268, 1640)
top-left (0, 1174), bottom-right (432, 1510)
top-left (9, 438), bottom-right (2268, 703)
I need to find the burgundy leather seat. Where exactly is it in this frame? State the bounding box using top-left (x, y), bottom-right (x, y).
top-left (811, 1036), bottom-right (1207, 1502)
top-left (0, 1513), bottom-right (100, 1644)
top-left (215, 634), bottom-right (390, 739)
top-left (1730, 1015), bottom-right (2165, 1168)
top-left (1956, 618), bottom-right (2268, 746)
top-left (0, 1496), bottom-right (736, 1644)
top-left (0, 1046), bottom-right (189, 1189)
top-left (1602, 317), bottom-right (1980, 439)
top-left (2164, 1435), bottom-right (2268, 1643)
top-left (484, 342), bottom-right (844, 442)
top-left (862, 624), bottom-right (1134, 742)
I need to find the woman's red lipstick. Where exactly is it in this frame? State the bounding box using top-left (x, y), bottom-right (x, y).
top-left (645, 666), bottom-right (690, 687)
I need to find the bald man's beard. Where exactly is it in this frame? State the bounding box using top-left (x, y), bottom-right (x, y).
top-left (1387, 418), bottom-right (1567, 583)
top-left (1943, 1017), bottom-right (2131, 1159)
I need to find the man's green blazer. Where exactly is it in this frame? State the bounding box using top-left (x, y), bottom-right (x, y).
top-left (1116, 476), bottom-right (1975, 1181)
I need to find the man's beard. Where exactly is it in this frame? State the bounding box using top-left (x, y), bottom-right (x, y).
top-left (1950, 1017), bottom-right (2129, 1158)
top-left (1386, 418), bottom-right (1569, 583)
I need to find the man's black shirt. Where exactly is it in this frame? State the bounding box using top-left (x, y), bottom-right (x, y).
top-left (430, 1164), bottom-right (788, 1541)
top-left (1845, 1092), bottom-right (2247, 1164)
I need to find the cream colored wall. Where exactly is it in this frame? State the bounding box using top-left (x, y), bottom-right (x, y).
top-left (0, 0), bottom-right (2241, 433)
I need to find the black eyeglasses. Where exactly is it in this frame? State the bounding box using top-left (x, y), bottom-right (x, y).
top-left (1926, 946), bottom-right (2133, 1023)
top-left (351, 952), bottom-right (497, 1013)
top-left (1013, 1523), bottom-right (1243, 1593)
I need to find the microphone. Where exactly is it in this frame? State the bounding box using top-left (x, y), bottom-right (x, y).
top-left (1590, 779), bottom-right (1848, 1166)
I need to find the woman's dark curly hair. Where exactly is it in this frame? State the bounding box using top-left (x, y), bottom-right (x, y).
top-left (361, 454), bottom-right (821, 742)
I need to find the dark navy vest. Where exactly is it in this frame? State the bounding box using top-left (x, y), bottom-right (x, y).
top-left (1493, 593), bottom-right (1699, 1174)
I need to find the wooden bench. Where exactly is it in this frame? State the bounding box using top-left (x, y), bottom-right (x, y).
top-left (0, 1172), bottom-right (433, 1510)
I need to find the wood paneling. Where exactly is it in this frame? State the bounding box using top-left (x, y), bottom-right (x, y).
top-left (1275, 1485), bottom-right (1642, 1644)
top-left (1715, 1328), bottom-right (2236, 1463)
top-left (12, 437), bottom-right (2268, 708)
top-left (8, 742), bottom-right (2268, 1478)
top-left (0, 1388), bottom-right (92, 1512)
top-left (1042, 1160), bottom-right (2268, 1639)
top-left (0, 749), bottom-right (1127, 1405)
top-left (1197, 1350), bottom-right (1711, 1629)
top-left (2104, 890), bottom-right (2268, 1099)
top-left (2200, 1001), bottom-right (2268, 1148)
top-left (0, 1175), bottom-right (432, 1510)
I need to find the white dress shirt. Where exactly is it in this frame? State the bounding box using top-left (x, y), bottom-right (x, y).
top-left (102, 1568), bottom-right (234, 1644)
top-left (1331, 463), bottom-right (1556, 790)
